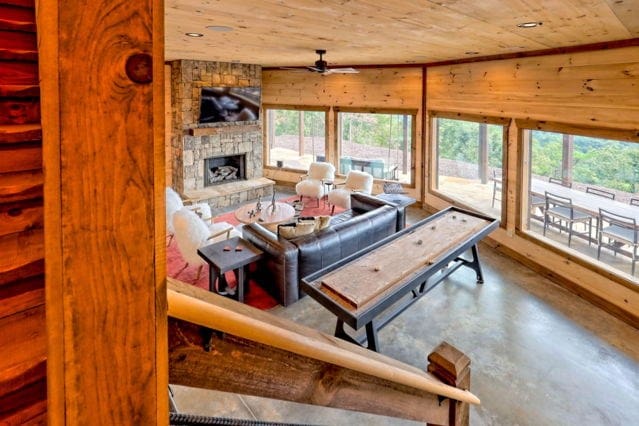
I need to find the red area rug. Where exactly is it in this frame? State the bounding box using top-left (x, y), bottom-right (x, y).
top-left (167, 195), bottom-right (342, 310)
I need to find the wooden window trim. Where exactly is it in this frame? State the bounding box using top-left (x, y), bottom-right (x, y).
top-left (263, 106), bottom-right (330, 172)
top-left (335, 109), bottom-right (417, 186)
top-left (427, 112), bottom-right (509, 227)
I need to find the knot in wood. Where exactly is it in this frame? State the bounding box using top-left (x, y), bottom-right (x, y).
top-left (125, 53), bottom-right (153, 84)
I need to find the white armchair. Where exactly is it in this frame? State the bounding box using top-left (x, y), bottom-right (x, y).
top-left (172, 207), bottom-right (240, 281)
top-left (327, 170), bottom-right (374, 214)
top-left (295, 162), bottom-right (335, 207)
top-left (166, 187), bottom-right (212, 245)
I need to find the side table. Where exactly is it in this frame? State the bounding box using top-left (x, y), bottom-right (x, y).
top-left (376, 193), bottom-right (416, 228)
top-left (322, 180), bottom-right (334, 207)
top-left (197, 237), bottom-right (263, 303)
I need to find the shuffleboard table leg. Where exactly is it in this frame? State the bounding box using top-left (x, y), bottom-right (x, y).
top-left (470, 244), bottom-right (484, 284)
top-left (365, 321), bottom-right (379, 352)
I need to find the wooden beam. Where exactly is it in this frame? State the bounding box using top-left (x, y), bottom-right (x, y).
top-left (38, 0), bottom-right (166, 423)
top-left (169, 318), bottom-right (450, 425)
top-left (561, 134), bottom-right (573, 185)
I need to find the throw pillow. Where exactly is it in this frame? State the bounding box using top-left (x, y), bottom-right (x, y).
top-left (298, 215), bottom-right (331, 232)
top-left (277, 222), bottom-right (316, 239)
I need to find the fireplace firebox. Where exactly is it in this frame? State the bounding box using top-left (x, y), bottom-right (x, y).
top-left (204, 154), bottom-right (246, 187)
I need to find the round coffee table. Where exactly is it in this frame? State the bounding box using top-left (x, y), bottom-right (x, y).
top-left (234, 201), bottom-right (296, 227)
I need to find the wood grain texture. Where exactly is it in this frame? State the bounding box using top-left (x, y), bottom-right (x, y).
top-left (0, 123), bottom-right (41, 143)
top-left (0, 170), bottom-right (43, 203)
top-left (169, 318), bottom-right (450, 425)
top-left (0, 275), bottom-right (43, 318)
top-left (0, 4), bottom-right (34, 32)
top-left (0, 144), bottom-right (41, 172)
top-left (39, 0), bottom-right (164, 423)
top-left (427, 46), bottom-right (639, 130)
top-left (0, 29), bottom-right (37, 61)
top-left (0, 99), bottom-right (40, 124)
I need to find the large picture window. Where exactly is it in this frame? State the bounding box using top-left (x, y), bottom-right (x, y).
top-left (522, 128), bottom-right (639, 279)
top-left (433, 116), bottom-right (505, 218)
top-left (338, 111), bottom-right (413, 183)
top-left (266, 108), bottom-right (326, 171)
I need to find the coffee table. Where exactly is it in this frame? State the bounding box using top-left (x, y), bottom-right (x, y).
top-left (234, 201), bottom-right (295, 227)
top-left (301, 207), bottom-right (498, 352)
top-left (197, 237), bottom-right (263, 303)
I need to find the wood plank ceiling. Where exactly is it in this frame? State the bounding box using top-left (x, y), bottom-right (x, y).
top-left (165, 0), bottom-right (639, 66)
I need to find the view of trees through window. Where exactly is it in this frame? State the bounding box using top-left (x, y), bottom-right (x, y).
top-left (435, 117), bottom-right (504, 217)
top-left (338, 112), bottom-right (412, 183)
top-left (530, 130), bottom-right (639, 193)
top-left (267, 109), bottom-right (325, 170)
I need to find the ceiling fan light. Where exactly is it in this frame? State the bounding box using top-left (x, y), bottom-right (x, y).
top-left (185, 32), bottom-right (204, 37)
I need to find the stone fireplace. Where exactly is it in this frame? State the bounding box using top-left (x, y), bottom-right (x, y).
top-left (169, 59), bottom-right (274, 208)
top-left (204, 154), bottom-right (245, 187)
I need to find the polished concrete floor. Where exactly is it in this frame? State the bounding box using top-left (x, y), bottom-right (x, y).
top-left (173, 191), bottom-right (639, 425)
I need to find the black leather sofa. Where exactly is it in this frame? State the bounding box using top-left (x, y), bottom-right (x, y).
top-left (242, 193), bottom-right (404, 306)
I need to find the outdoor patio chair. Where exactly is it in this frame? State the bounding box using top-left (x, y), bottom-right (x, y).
top-left (597, 208), bottom-right (638, 275)
top-left (549, 177), bottom-right (572, 188)
top-left (491, 169), bottom-right (502, 208)
top-left (586, 186), bottom-right (615, 200)
top-left (543, 191), bottom-right (593, 247)
top-left (630, 198), bottom-right (639, 207)
top-left (530, 194), bottom-right (545, 222)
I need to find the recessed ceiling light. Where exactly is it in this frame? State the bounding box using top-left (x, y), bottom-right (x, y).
top-left (206, 25), bottom-right (234, 32)
top-left (465, 51), bottom-right (480, 55)
top-left (185, 32), bottom-right (204, 37)
top-left (517, 21), bottom-right (542, 28)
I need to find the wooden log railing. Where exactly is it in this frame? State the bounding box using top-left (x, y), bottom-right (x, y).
top-left (168, 278), bottom-right (479, 425)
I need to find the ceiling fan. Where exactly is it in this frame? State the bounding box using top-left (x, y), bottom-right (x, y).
top-left (282, 49), bottom-right (359, 75)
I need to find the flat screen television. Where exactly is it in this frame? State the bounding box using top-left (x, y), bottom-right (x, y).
top-left (199, 86), bottom-right (260, 124)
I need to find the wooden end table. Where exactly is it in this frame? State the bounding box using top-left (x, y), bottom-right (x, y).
top-left (197, 237), bottom-right (263, 303)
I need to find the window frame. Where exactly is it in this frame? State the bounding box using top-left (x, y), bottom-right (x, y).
top-left (263, 104), bottom-right (330, 173)
top-left (516, 119), bottom-right (639, 287)
top-left (334, 106), bottom-right (418, 187)
top-left (428, 110), bottom-right (510, 224)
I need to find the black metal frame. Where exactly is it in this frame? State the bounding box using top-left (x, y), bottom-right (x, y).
top-left (301, 206), bottom-right (499, 352)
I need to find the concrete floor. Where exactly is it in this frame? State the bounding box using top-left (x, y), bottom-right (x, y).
top-left (172, 190), bottom-right (639, 425)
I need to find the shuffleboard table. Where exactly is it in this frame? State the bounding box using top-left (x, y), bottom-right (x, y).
top-left (301, 206), bottom-right (499, 352)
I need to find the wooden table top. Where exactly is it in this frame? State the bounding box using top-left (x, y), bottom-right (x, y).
top-left (234, 201), bottom-right (296, 225)
top-left (197, 237), bottom-right (263, 273)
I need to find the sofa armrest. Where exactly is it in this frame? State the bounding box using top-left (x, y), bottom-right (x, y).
top-left (350, 192), bottom-right (393, 213)
top-left (242, 223), bottom-right (300, 306)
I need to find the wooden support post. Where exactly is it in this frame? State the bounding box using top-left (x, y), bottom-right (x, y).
top-left (427, 342), bottom-right (471, 426)
top-left (298, 110), bottom-right (305, 157)
top-left (479, 123), bottom-right (488, 184)
top-left (402, 114), bottom-right (409, 174)
top-left (562, 134), bottom-right (573, 186)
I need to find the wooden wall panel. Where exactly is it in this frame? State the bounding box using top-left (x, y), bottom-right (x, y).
top-left (0, 0), bottom-right (45, 423)
top-left (262, 68), bottom-right (424, 197)
top-left (427, 46), bottom-right (639, 130)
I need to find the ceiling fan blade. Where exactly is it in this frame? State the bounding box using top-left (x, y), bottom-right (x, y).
top-left (328, 67), bottom-right (359, 74)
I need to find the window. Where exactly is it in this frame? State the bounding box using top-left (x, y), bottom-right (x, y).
top-left (523, 129), bottom-right (639, 279)
top-left (266, 108), bottom-right (326, 171)
top-left (433, 117), bottom-right (505, 218)
top-left (338, 111), bottom-right (413, 183)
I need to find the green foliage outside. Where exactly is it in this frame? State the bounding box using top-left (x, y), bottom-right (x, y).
top-left (272, 109), bottom-right (325, 137)
top-left (437, 118), bottom-right (503, 167)
top-left (531, 131), bottom-right (639, 193)
top-left (339, 113), bottom-right (412, 150)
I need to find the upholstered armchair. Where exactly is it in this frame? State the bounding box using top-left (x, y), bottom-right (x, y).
top-left (327, 170), bottom-right (374, 214)
top-left (295, 162), bottom-right (335, 207)
top-left (166, 187), bottom-right (212, 245)
top-left (172, 207), bottom-right (240, 281)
